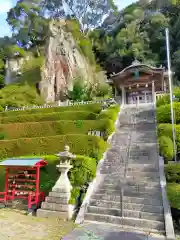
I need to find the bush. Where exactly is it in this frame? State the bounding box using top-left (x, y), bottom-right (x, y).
top-left (68, 78), bottom-right (87, 101)
top-left (0, 134), bottom-right (108, 160)
top-left (0, 84), bottom-right (44, 109)
top-left (156, 102), bottom-right (180, 124)
top-left (165, 163), bottom-right (180, 183)
top-left (0, 103), bottom-right (101, 117)
top-left (97, 104), bottom-right (120, 121)
top-left (158, 136), bottom-right (174, 163)
top-left (0, 111), bottom-right (97, 124)
top-left (158, 124), bottom-right (180, 151)
top-left (0, 119), bottom-right (112, 140)
top-left (156, 87), bottom-right (180, 107)
top-left (167, 183), bottom-right (180, 209)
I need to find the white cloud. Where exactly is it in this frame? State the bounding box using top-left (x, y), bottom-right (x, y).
top-left (0, 0), bottom-right (12, 14)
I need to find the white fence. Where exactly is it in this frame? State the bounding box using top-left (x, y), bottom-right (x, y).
top-left (5, 98), bottom-right (115, 112)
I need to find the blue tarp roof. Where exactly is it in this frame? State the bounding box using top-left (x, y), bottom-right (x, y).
top-left (0, 158), bottom-right (45, 167)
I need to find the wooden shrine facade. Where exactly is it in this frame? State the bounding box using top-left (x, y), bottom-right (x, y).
top-left (107, 60), bottom-right (168, 105)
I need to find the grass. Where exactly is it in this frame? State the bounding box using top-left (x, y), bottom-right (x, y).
top-left (0, 208), bottom-right (75, 240)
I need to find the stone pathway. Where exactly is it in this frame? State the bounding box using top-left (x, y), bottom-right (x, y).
top-left (62, 223), bottom-right (166, 240)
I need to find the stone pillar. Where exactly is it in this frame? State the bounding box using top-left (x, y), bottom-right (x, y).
top-left (37, 146), bottom-right (76, 219)
top-left (152, 81), bottom-right (156, 104)
top-left (121, 86), bottom-right (126, 105)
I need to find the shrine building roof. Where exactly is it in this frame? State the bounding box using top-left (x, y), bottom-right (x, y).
top-left (110, 60), bottom-right (165, 80)
top-left (0, 158), bottom-right (48, 167)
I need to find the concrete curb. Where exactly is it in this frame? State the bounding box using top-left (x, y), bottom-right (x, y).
top-left (75, 104), bottom-right (121, 224)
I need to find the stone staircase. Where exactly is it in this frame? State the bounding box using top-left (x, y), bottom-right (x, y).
top-left (83, 104), bottom-right (167, 234)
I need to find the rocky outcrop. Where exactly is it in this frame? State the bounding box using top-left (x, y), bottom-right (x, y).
top-left (40, 20), bottom-right (100, 103)
top-left (5, 20), bottom-right (106, 103)
top-left (5, 56), bottom-right (30, 85)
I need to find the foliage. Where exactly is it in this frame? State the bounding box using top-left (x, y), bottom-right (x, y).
top-left (0, 84), bottom-right (44, 108)
top-left (45, 0), bottom-right (118, 32)
top-left (167, 183), bottom-right (180, 209)
top-left (0, 111), bottom-right (97, 124)
top-left (0, 119), bottom-right (112, 140)
top-left (158, 123), bottom-right (180, 151)
top-left (95, 84), bottom-right (110, 97)
top-left (165, 163), bottom-right (180, 183)
top-left (68, 78), bottom-right (87, 101)
top-left (19, 56), bottom-right (44, 84)
top-left (65, 20), bottom-right (96, 65)
top-left (7, 0), bottom-right (48, 55)
top-left (0, 132), bottom-right (7, 140)
top-left (158, 136), bottom-right (174, 163)
top-left (156, 102), bottom-right (180, 124)
top-left (97, 104), bottom-right (119, 121)
top-left (0, 134), bottom-right (107, 160)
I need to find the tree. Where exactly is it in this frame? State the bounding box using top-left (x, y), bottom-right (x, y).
top-left (45, 0), bottom-right (118, 33)
top-left (6, 0), bottom-right (48, 56)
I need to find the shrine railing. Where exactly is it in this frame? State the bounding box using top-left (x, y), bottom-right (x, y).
top-left (4, 98), bottom-right (115, 112)
top-left (155, 91), bottom-right (168, 100)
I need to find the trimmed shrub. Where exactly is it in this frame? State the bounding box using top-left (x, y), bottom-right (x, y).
top-left (0, 134), bottom-right (108, 160)
top-left (156, 102), bottom-right (180, 124)
top-left (0, 111), bottom-right (97, 124)
top-left (165, 163), bottom-right (180, 183)
top-left (167, 183), bottom-right (180, 209)
top-left (156, 94), bottom-right (170, 107)
top-left (158, 124), bottom-right (180, 151)
top-left (0, 119), bottom-right (112, 140)
top-left (158, 136), bottom-right (174, 163)
top-left (0, 103), bottom-right (102, 117)
top-left (97, 104), bottom-right (120, 121)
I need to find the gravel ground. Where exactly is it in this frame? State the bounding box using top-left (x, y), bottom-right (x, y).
top-left (0, 208), bottom-right (74, 240)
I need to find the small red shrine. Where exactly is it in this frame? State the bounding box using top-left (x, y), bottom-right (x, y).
top-left (0, 158), bottom-right (47, 211)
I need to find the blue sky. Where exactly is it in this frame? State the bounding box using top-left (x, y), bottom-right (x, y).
top-left (0, 0), bottom-right (136, 37)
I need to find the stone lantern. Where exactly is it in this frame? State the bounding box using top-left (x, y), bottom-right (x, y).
top-left (37, 146), bottom-right (76, 219)
top-left (52, 145), bottom-right (76, 199)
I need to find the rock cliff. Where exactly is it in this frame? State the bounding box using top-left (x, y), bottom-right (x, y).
top-left (40, 20), bottom-right (101, 102)
top-left (5, 20), bottom-right (106, 103)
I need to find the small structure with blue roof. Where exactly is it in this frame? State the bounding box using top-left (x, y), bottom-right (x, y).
top-left (0, 158), bottom-right (48, 211)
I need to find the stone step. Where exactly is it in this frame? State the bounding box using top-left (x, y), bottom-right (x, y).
top-left (126, 171), bottom-right (159, 178)
top-left (84, 213), bottom-right (165, 232)
top-left (87, 206), bottom-right (164, 222)
top-left (94, 188), bottom-right (161, 199)
top-left (92, 194), bottom-right (162, 206)
top-left (89, 199), bottom-right (163, 214)
top-left (49, 191), bottom-right (68, 198)
top-left (41, 202), bottom-right (68, 212)
top-left (98, 184), bottom-right (161, 192)
top-left (103, 174), bottom-right (160, 182)
top-left (101, 165), bottom-right (159, 173)
top-left (101, 181), bottom-right (161, 189)
top-left (45, 196), bottom-right (68, 204)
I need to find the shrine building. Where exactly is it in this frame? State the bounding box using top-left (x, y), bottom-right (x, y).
top-left (107, 60), bottom-right (169, 105)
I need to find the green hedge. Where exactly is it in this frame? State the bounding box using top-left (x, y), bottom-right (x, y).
top-left (156, 102), bottom-right (180, 124)
top-left (158, 123), bottom-right (180, 151)
top-left (165, 163), bottom-right (180, 183)
top-left (0, 111), bottom-right (97, 124)
top-left (156, 87), bottom-right (180, 107)
top-left (97, 104), bottom-right (119, 121)
top-left (0, 103), bottom-right (102, 117)
top-left (158, 136), bottom-right (174, 163)
top-left (167, 183), bottom-right (180, 209)
top-left (0, 119), bottom-right (113, 140)
top-left (0, 154), bottom-right (97, 205)
top-left (0, 134), bottom-right (108, 160)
